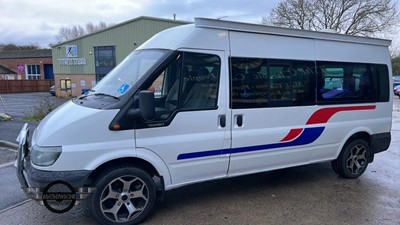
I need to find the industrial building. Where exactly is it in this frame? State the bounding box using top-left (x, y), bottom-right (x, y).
top-left (0, 49), bottom-right (53, 81)
top-left (52, 16), bottom-right (190, 96)
top-left (0, 49), bottom-right (54, 93)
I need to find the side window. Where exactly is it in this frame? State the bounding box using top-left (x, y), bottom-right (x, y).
top-left (143, 52), bottom-right (220, 121)
top-left (374, 64), bottom-right (389, 102)
top-left (269, 60), bottom-right (315, 106)
top-left (317, 62), bottom-right (376, 102)
top-left (231, 58), bottom-right (268, 108)
top-left (230, 57), bottom-right (315, 109)
top-left (147, 55), bottom-right (182, 120)
top-left (180, 53), bottom-right (220, 110)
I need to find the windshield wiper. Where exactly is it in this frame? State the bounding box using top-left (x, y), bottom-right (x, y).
top-left (93, 93), bottom-right (120, 100)
top-left (77, 89), bottom-right (94, 99)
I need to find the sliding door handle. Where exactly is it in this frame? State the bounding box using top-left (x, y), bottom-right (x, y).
top-left (236, 114), bottom-right (243, 127)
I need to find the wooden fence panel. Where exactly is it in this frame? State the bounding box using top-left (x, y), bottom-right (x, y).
top-left (0, 80), bottom-right (54, 93)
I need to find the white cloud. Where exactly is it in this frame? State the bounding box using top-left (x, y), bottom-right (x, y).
top-left (0, 0), bottom-right (153, 46)
top-left (2, 0), bottom-right (397, 50)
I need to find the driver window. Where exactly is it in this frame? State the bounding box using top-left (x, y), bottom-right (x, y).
top-left (144, 52), bottom-right (221, 121)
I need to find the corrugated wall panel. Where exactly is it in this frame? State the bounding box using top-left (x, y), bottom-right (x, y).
top-left (52, 17), bottom-right (189, 75)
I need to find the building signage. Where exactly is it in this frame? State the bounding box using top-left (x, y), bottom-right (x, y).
top-left (65, 45), bottom-right (78, 57)
top-left (59, 45), bottom-right (85, 65)
top-left (58, 58), bottom-right (87, 66)
top-left (17, 64), bottom-right (24, 72)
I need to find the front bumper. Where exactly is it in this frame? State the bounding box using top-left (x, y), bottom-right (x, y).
top-left (16, 124), bottom-right (93, 202)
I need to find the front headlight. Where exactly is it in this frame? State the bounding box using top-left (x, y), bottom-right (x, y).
top-left (31, 145), bottom-right (62, 166)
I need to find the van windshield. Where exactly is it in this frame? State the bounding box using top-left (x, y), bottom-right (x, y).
top-left (92, 49), bottom-right (167, 98)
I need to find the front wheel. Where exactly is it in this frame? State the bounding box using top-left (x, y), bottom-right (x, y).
top-left (331, 139), bottom-right (370, 179)
top-left (90, 167), bottom-right (156, 225)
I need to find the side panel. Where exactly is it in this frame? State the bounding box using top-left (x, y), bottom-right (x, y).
top-left (229, 31), bottom-right (315, 60)
top-left (314, 40), bottom-right (391, 64)
top-left (228, 32), bottom-right (318, 175)
top-left (135, 50), bottom-right (231, 188)
top-left (227, 32), bottom-right (392, 176)
top-left (139, 26), bottom-right (230, 51)
top-left (228, 104), bottom-right (387, 176)
top-left (229, 106), bottom-right (319, 175)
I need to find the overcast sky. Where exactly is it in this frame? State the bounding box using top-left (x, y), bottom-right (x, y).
top-left (0, 0), bottom-right (399, 50)
top-left (0, 0), bottom-right (280, 47)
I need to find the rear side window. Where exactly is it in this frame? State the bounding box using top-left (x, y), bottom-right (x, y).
top-left (317, 62), bottom-right (376, 103)
top-left (230, 58), bottom-right (390, 109)
top-left (374, 64), bottom-right (390, 102)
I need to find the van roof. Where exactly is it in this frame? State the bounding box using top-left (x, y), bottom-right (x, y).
top-left (195, 18), bottom-right (391, 47)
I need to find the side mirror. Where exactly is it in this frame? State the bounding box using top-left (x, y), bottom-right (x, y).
top-left (138, 90), bottom-right (155, 121)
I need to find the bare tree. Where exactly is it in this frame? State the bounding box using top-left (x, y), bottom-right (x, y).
top-left (391, 40), bottom-right (400, 58)
top-left (265, 0), bottom-right (316, 30)
top-left (85, 21), bottom-right (108, 33)
top-left (393, 56), bottom-right (400, 75)
top-left (263, 0), bottom-right (399, 36)
top-left (85, 22), bottom-right (96, 34)
top-left (55, 25), bottom-right (85, 43)
top-left (71, 25), bottom-right (86, 39)
top-left (55, 22), bottom-right (109, 43)
top-left (0, 43), bottom-right (40, 52)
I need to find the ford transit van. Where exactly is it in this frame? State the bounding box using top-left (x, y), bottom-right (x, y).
top-left (17, 18), bottom-right (392, 225)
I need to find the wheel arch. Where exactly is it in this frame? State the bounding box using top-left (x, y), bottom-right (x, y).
top-left (85, 157), bottom-right (158, 186)
top-left (84, 147), bottom-right (172, 190)
top-left (339, 131), bottom-right (373, 163)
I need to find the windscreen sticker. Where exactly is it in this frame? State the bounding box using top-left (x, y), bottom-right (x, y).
top-left (118, 83), bottom-right (130, 94)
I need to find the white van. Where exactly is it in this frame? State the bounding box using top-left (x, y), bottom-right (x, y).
top-left (17, 18), bottom-right (392, 224)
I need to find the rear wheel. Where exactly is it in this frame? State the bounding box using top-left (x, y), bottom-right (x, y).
top-left (331, 139), bottom-right (370, 179)
top-left (90, 167), bottom-right (156, 225)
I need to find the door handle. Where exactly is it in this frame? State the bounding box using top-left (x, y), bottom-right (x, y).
top-left (236, 114), bottom-right (243, 127)
top-left (219, 115), bottom-right (226, 128)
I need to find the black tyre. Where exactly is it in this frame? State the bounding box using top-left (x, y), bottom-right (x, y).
top-left (333, 139), bottom-right (370, 179)
top-left (330, 159), bottom-right (340, 174)
top-left (90, 167), bottom-right (156, 225)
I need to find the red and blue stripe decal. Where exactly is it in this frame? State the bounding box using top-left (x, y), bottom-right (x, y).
top-left (177, 105), bottom-right (376, 160)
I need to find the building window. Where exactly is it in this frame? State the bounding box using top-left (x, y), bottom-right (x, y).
top-left (26, 64), bottom-right (41, 80)
top-left (95, 46), bottom-right (116, 81)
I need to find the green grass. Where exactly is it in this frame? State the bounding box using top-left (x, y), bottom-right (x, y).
top-left (23, 97), bottom-right (56, 122)
top-left (22, 115), bottom-right (42, 122)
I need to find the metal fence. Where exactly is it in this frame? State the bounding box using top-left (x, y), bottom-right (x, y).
top-left (0, 80), bottom-right (54, 93)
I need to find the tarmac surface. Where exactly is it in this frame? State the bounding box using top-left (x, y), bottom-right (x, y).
top-left (0, 92), bottom-right (399, 225)
top-left (0, 92), bottom-right (67, 145)
top-left (0, 93), bottom-right (68, 214)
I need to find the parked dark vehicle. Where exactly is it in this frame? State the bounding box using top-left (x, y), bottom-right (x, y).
top-left (393, 76), bottom-right (400, 88)
top-left (394, 85), bottom-right (400, 97)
